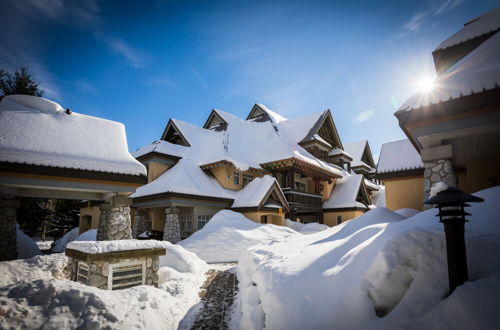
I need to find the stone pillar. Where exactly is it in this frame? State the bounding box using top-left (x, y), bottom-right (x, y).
top-left (422, 145), bottom-right (456, 208)
top-left (163, 207), bottom-right (181, 243)
top-left (132, 210), bottom-right (152, 238)
top-left (0, 199), bottom-right (20, 261)
top-left (97, 196), bottom-right (132, 241)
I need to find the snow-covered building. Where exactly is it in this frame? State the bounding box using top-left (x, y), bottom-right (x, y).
top-left (395, 7), bottom-right (500, 202)
top-left (81, 104), bottom-right (382, 240)
top-left (0, 95), bottom-right (147, 261)
top-left (376, 139), bottom-right (424, 211)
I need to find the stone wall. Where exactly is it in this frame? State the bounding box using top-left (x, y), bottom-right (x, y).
top-left (423, 159), bottom-right (456, 202)
top-left (132, 213), bottom-right (152, 238)
top-left (163, 208), bottom-right (181, 243)
top-left (97, 204), bottom-right (132, 241)
top-left (70, 256), bottom-right (160, 289)
top-left (0, 200), bottom-right (19, 261)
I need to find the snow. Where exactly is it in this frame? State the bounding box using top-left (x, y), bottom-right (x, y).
top-left (394, 208), bottom-right (421, 219)
top-left (285, 219), bottom-right (329, 235)
top-left (76, 229), bottom-right (97, 241)
top-left (67, 239), bottom-right (166, 254)
top-left (377, 139), bottom-right (424, 173)
top-left (399, 31), bottom-right (500, 112)
top-left (344, 140), bottom-right (373, 168)
top-left (132, 139), bottom-right (188, 159)
top-left (16, 224), bottom-right (41, 259)
top-left (178, 210), bottom-right (300, 263)
top-left (254, 103), bottom-right (288, 124)
top-left (436, 7), bottom-right (500, 50)
top-left (131, 158), bottom-right (236, 199)
top-left (51, 227), bottom-right (80, 253)
top-left (231, 175), bottom-right (280, 208)
top-left (0, 95), bottom-right (146, 176)
top-left (235, 186), bottom-right (500, 329)
top-left (0, 239), bottom-right (208, 330)
top-left (430, 181), bottom-right (449, 198)
top-left (371, 187), bottom-right (386, 207)
top-left (323, 173), bottom-right (367, 209)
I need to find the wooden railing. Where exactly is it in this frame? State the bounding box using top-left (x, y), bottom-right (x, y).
top-left (282, 188), bottom-right (322, 211)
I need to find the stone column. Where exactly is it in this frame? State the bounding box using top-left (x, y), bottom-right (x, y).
top-left (97, 196), bottom-right (132, 241)
top-left (422, 145), bottom-right (456, 208)
top-left (132, 210), bottom-right (152, 238)
top-left (0, 198), bottom-right (20, 261)
top-left (163, 207), bottom-right (181, 243)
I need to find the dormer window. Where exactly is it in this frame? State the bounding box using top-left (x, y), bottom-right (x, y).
top-left (243, 173), bottom-right (253, 187)
top-left (233, 172), bottom-right (240, 185)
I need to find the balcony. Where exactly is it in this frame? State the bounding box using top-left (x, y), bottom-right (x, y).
top-left (282, 188), bottom-right (322, 213)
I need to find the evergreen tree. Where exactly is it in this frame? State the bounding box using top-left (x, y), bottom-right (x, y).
top-left (0, 66), bottom-right (44, 101)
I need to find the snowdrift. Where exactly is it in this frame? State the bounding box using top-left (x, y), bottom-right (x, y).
top-left (51, 227), bottom-right (80, 252)
top-left (16, 225), bottom-right (41, 259)
top-left (237, 187), bottom-right (500, 330)
top-left (179, 210), bottom-right (300, 263)
top-left (285, 219), bottom-right (329, 235)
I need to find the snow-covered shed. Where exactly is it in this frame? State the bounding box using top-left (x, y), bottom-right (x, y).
top-left (395, 8), bottom-right (500, 202)
top-left (0, 95), bottom-right (147, 261)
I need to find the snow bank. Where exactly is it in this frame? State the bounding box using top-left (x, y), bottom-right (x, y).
top-left (285, 219), bottom-right (329, 235)
top-left (76, 229), bottom-right (97, 241)
top-left (1, 238), bottom-right (209, 329)
top-left (51, 227), bottom-right (80, 253)
top-left (179, 210), bottom-right (300, 263)
top-left (394, 208), bottom-right (420, 219)
top-left (236, 187), bottom-right (500, 329)
top-left (67, 239), bottom-right (166, 254)
top-left (16, 225), bottom-right (41, 259)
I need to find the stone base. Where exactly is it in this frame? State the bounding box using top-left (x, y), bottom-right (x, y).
top-left (0, 200), bottom-right (19, 261)
top-left (97, 204), bottom-right (132, 241)
top-left (424, 159), bottom-right (456, 208)
top-left (163, 208), bottom-right (181, 243)
top-left (132, 214), bottom-right (152, 238)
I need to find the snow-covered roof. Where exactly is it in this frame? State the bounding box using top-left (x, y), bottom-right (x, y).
top-left (399, 30), bottom-right (500, 112)
top-left (436, 8), bottom-right (500, 51)
top-left (67, 239), bottom-right (166, 254)
top-left (247, 103), bottom-right (288, 124)
top-left (377, 139), bottom-right (424, 174)
top-left (131, 158), bottom-right (235, 199)
top-left (364, 178), bottom-right (380, 191)
top-left (343, 140), bottom-right (374, 169)
top-left (323, 174), bottom-right (367, 209)
top-left (0, 95), bottom-right (146, 176)
top-left (231, 175), bottom-right (286, 209)
top-left (132, 140), bottom-right (188, 159)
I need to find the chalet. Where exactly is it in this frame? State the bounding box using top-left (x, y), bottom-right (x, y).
top-left (86, 103), bottom-right (384, 241)
top-left (394, 8), bottom-right (500, 202)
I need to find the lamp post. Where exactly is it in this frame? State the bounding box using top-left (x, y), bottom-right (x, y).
top-left (424, 187), bottom-right (484, 294)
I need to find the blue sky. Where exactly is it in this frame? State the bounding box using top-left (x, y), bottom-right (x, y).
top-left (1, 0), bottom-right (498, 159)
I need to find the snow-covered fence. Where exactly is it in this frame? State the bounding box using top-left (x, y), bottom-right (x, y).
top-left (66, 240), bottom-right (166, 290)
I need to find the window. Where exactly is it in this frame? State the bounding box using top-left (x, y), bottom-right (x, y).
top-left (179, 215), bottom-right (193, 233)
top-left (233, 172), bottom-right (240, 185)
top-left (294, 181), bottom-right (306, 191)
top-left (197, 215), bottom-right (212, 230)
top-left (243, 173), bottom-right (253, 187)
top-left (336, 216), bottom-right (342, 225)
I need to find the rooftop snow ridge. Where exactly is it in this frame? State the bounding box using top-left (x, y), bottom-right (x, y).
top-left (377, 139), bottom-right (423, 174)
top-left (0, 94), bottom-right (64, 114)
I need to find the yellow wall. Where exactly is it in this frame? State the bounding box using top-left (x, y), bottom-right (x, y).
top-left (79, 206), bottom-right (100, 234)
top-left (210, 165), bottom-right (265, 190)
top-left (321, 179), bottom-right (336, 201)
top-left (463, 156), bottom-right (500, 193)
top-left (324, 209), bottom-right (365, 226)
top-left (241, 211), bottom-right (285, 226)
top-left (383, 176), bottom-right (424, 211)
top-left (148, 162), bottom-right (170, 182)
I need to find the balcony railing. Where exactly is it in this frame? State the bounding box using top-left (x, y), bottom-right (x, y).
top-left (282, 188), bottom-right (322, 211)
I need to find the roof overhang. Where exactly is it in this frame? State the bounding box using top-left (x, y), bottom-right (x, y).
top-left (135, 151), bottom-right (181, 166)
top-left (132, 191), bottom-right (234, 209)
top-left (376, 168), bottom-right (425, 180)
top-left (260, 157), bottom-right (342, 180)
top-left (0, 161), bottom-right (146, 200)
top-left (200, 160), bottom-right (268, 175)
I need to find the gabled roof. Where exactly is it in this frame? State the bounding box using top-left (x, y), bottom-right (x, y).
top-left (343, 140), bottom-right (375, 169)
top-left (436, 7), bottom-right (500, 51)
top-left (377, 139), bottom-right (424, 174)
top-left (132, 140), bottom-right (188, 159)
top-left (323, 173), bottom-right (370, 209)
top-left (131, 158), bottom-right (235, 200)
top-left (246, 103), bottom-right (288, 124)
top-left (203, 109), bottom-right (228, 130)
top-left (0, 95), bottom-right (146, 177)
top-left (160, 119), bottom-right (191, 147)
top-left (231, 175), bottom-right (289, 211)
top-left (289, 110), bottom-right (343, 150)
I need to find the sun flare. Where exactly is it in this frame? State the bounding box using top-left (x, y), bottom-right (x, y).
top-left (416, 76), bottom-right (435, 93)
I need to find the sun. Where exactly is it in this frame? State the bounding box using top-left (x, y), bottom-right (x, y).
top-left (416, 76), bottom-right (435, 93)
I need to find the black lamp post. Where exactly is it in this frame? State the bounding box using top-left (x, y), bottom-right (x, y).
top-left (424, 187), bottom-right (484, 294)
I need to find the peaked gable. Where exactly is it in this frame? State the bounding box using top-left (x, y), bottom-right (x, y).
top-left (231, 175), bottom-right (289, 211)
top-left (246, 103), bottom-right (287, 124)
top-left (160, 119), bottom-right (191, 147)
top-left (203, 109), bottom-right (228, 131)
top-left (344, 140), bottom-right (375, 169)
top-left (323, 174), bottom-right (370, 209)
top-left (299, 110), bottom-right (343, 150)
